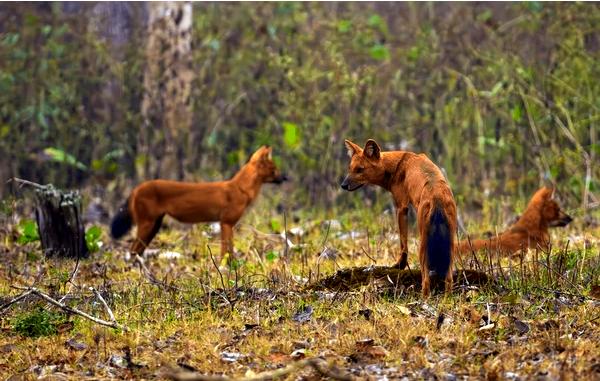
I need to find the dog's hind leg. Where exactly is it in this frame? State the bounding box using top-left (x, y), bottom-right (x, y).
top-left (419, 240), bottom-right (431, 297)
top-left (130, 215), bottom-right (164, 256)
top-left (147, 214), bottom-right (165, 245)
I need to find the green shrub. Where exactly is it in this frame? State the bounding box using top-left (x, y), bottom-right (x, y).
top-left (12, 308), bottom-right (67, 338)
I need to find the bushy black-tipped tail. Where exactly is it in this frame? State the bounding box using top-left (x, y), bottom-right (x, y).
top-left (427, 205), bottom-right (452, 281)
top-left (110, 198), bottom-right (132, 239)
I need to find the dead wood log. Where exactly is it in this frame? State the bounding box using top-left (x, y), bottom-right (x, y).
top-left (307, 266), bottom-right (493, 292)
top-left (10, 178), bottom-right (89, 259)
top-left (33, 183), bottom-right (89, 259)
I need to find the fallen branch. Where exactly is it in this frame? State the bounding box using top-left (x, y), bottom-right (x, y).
top-left (241, 225), bottom-right (286, 243)
top-left (0, 290), bottom-right (33, 314)
top-left (9, 286), bottom-right (128, 332)
top-left (169, 357), bottom-right (353, 381)
top-left (207, 245), bottom-right (235, 311)
top-left (90, 287), bottom-right (117, 323)
top-left (58, 255), bottom-right (81, 303)
top-left (7, 177), bottom-right (46, 190)
top-left (133, 254), bottom-right (180, 291)
top-left (134, 254), bottom-right (157, 282)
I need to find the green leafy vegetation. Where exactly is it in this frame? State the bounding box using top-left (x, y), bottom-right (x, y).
top-left (85, 225), bottom-right (102, 253)
top-left (0, 3), bottom-right (597, 210)
top-left (43, 147), bottom-right (87, 171)
top-left (12, 308), bottom-right (68, 338)
top-left (16, 219), bottom-right (39, 244)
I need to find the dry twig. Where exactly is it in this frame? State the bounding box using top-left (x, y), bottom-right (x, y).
top-left (90, 287), bottom-right (117, 323)
top-left (7, 177), bottom-right (46, 190)
top-left (58, 255), bottom-right (81, 303)
top-left (0, 289), bottom-right (33, 314)
top-left (8, 286), bottom-right (128, 331)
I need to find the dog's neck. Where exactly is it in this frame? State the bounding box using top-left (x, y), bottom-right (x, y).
top-left (230, 161), bottom-right (264, 201)
top-left (379, 151), bottom-right (410, 190)
top-left (513, 198), bottom-right (547, 233)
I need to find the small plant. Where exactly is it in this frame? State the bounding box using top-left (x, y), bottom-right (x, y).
top-left (49, 267), bottom-right (70, 285)
top-left (265, 250), bottom-right (279, 262)
top-left (12, 308), bottom-right (67, 338)
top-left (16, 219), bottom-right (39, 244)
top-left (228, 258), bottom-right (246, 271)
top-left (85, 225), bottom-right (103, 253)
top-left (269, 218), bottom-right (282, 233)
top-left (0, 198), bottom-right (14, 216)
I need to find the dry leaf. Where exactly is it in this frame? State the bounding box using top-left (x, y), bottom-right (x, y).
top-left (398, 305), bottom-right (411, 315)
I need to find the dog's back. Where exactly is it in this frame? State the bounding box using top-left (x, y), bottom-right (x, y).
top-left (458, 187), bottom-right (572, 256)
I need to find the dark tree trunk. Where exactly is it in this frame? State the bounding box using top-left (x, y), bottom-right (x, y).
top-left (34, 185), bottom-right (89, 259)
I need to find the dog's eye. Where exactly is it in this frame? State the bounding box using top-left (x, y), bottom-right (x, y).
top-left (355, 167), bottom-right (364, 174)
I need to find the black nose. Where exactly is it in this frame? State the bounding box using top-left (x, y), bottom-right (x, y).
top-left (552, 214), bottom-right (573, 227)
top-left (272, 174), bottom-right (288, 184)
top-left (340, 178), bottom-right (349, 190)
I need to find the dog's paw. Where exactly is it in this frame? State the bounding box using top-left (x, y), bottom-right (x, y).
top-left (393, 253), bottom-right (408, 269)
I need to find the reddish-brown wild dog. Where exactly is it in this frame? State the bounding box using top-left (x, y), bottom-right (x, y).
top-left (457, 186), bottom-right (572, 256)
top-left (341, 139), bottom-right (458, 296)
top-left (111, 146), bottom-right (286, 257)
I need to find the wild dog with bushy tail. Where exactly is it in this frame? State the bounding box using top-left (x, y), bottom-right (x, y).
top-left (111, 146), bottom-right (286, 258)
top-left (341, 139), bottom-right (457, 296)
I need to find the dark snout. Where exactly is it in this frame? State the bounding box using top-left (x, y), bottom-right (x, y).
top-left (550, 213), bottom-right (573, 227)
top-left (340, 175), bottom-right (363, 191)
top-left (271, 173), bottom-right (288, 184)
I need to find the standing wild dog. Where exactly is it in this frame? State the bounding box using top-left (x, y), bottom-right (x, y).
top-left (111, 146), bottom-right (286, 257)
top-left (457, 187), bottom-right (572, 256)
top-left (341, 139), bottom-right (458, 296)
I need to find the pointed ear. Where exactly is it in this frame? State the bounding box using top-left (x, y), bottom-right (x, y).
top-left (344, 139), bottom-right (361, 158)
top-left (250, 146), bottom-right (267, 162)
top-left (538, 186), bottom-right (555, 201)
top-left (265, 146), bottom-right (273, 161)
top-left (364, 139), bottom-right (381, 160)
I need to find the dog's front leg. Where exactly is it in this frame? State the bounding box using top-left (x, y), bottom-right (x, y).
top-left (220, 222), bottom-right (234, 257)
top-left (395, 206), bottom-right (409, 269)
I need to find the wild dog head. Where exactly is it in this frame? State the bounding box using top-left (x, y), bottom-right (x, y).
top-left (341, 139), bottom-right (385, 191)
top-left (250, 146), bottom-right (287, 184)
top-left (539, 187), bottom-right (573, 227)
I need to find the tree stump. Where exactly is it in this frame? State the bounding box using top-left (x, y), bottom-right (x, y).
top-left (34, 184), bottom-right (89, 259)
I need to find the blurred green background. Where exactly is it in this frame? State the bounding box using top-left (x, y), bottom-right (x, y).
top-left (0, 2), bottom-right (598, 216)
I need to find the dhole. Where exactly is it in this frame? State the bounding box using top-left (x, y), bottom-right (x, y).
top-left (341, 139), bottom-right (458, 296)
top-left (111, 146), bottom-right (286, 257)
top-left (457, 187), bottom-right (572, 256)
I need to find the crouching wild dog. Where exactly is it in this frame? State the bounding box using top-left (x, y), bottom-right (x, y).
top-left (341, 139), bottom-right (457, 296)
top-left (111, 146), bottom-right (286, 257)
top-left (457, 186), bottom-right (572, 256)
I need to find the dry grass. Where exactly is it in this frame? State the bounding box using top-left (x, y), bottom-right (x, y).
top-left (1, 198), bottom-right (599, 380)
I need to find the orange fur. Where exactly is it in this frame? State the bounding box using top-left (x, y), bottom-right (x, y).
top-left (341, 139), bottom-right (458, 297)
top-left (111, 146), bottom-right (285, 257)
top-left (457, 187), bottom-right (572, 256)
